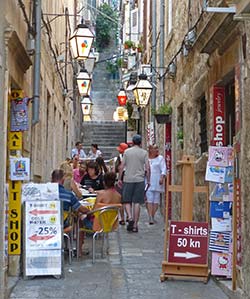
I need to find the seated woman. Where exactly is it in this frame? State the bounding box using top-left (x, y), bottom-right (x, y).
top-left (80, 161), bottom-right (104, 193)
top-left (96, 156), bottom-right (108, 175)
top-left (82, 171), bottom-right (121, 229)
top-left (88, 143), bottom-right (102, 159)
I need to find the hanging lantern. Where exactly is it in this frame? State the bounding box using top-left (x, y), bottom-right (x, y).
top-left (69, 24), bottom-right (94, 60)
top-left (80, 96), bottom-right (93, 116)
top-left (113, 106), bottom-right (128, 121)
top-left (117, 88), bottom-right (127, 106)
top-left (84, 51), bottom-right (96, 74)
top-left (133, 73), bottom-right (153, 108)
top-left (77, 68), bottom-right (91, 96)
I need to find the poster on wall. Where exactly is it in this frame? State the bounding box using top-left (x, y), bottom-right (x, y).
top-left (10, 97), bottom-right (30, 131)
top-left (208, 146), bottom-right (233, 167)
top-left (211, 252), bottom-right (232, 277)
top-left (209, 231), bottom-right (230, 252)
top-left (9, 157), bottom-right (30, 181)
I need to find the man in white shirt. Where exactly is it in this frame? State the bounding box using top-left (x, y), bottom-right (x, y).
top-left (71, 141), bottom-right (87, 159)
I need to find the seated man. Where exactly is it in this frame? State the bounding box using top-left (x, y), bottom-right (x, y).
top-left (51, 169), bottom-right (89, 229)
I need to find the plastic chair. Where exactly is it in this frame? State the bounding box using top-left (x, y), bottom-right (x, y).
top-left (63, 211), bottom-right (74, 265)
top-left (79, 204), bottom-right (121, 263)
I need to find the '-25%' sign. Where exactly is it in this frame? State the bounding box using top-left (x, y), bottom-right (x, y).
top-left (168, 221), bottom-right (209, 265)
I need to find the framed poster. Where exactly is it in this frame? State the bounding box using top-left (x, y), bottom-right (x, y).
top-left (9, 157), bottom-right (30, 181)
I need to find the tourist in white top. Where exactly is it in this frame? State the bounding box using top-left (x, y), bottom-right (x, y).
top-left (88, 143), bottom-right (102, 159)
top-left (146, 144), bottom-right (167, 224)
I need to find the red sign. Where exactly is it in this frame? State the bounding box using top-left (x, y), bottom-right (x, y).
top-left (168, 221), bottom-right (209, 265)
top-left (211, 86), bottom-right (225, 146)
top-left (165, 122), bottom-right (171, 219)
top-left (235, 178), bottom-right (242, 266)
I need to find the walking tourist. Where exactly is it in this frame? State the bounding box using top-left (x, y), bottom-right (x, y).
top-left (146, 144), bottom-right (166, 224)
top-left (88, 143), bottom-right (102, 159)
top-left (118, 134), bottom-right (150, 232)
top-left (115, 142), bottom-right (128, 225)
top-left (71, 141), bottom-right (87, 159)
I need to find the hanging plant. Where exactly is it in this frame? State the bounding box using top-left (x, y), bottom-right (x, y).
top-left (151, 103), bottom-right (172, 124)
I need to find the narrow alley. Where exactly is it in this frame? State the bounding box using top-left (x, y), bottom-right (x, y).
top-left (9, 207), bottom-right (229, 299)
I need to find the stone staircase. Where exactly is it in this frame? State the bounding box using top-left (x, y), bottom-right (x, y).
top-left (80, 44), bottom-right (125, 160)
top-left (82, 121), bottom-right (126, 160)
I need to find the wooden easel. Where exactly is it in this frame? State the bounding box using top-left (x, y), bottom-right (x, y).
top-left (160, 155), bottom-right (209, 282)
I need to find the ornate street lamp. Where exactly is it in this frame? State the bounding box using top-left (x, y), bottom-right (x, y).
top-left (81, 96), bottom-right (93, 119)
top-left (113, 106), bottom-right (128, 121)
top-left (117, 88), bottom-right (127, 106)
top-left (84, 51), bottom-right (96, 74)
top-left (133, 73), bottom-right (153, 108)
top-left (77, 68), bottom-right (91, 96)
top-left (69, 24), bottom-right (94, 60)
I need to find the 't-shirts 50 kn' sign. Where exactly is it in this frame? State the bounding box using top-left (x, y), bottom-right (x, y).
top-left (168, 221), bottom-right (209, 265)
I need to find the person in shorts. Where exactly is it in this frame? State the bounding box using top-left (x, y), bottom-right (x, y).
top-left (118, 135), bottom-right (150, 232)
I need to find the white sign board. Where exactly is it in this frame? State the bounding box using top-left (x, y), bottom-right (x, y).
top-left (9, 157), bottom-right (30, 181)
top-left (23, 183), bottom-right (62, 277)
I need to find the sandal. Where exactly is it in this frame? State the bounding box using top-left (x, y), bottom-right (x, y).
top-left (127, 220), bottom-right (134, 232)
top-left (119, 220), bottom-right (125, 225)
top-left (132, 227), bottom-right (138, 233)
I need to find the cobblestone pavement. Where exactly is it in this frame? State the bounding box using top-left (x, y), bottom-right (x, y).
top-left (9, 206), bottom-right (229, 299)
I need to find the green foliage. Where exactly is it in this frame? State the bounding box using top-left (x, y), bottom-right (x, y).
top-left (106, 60), bottom-right (118, 74)
top-left (124, 40), bottom-right (135, 49)
top-left (96, 4), bottom-right (118, 50)
top-left (177, 128), bottom-right (183, 140)
top-left (151, 103), bottom-right (172, 115)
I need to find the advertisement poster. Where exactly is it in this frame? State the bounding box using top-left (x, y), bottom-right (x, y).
top-left (209, 231), bottom-right (230, 253)
top-left (211, 252), bottom-right (232, 277)
top-left (208, 146), bottom-right (233, 167)
top-left (211, 217), bottom-right (232, 232)
top-left (24, 200), bottom-right (62, 276)
top-left (10, 157), bottom-right (30, 181)
top-left (22, 183), bottom-right (59, 202)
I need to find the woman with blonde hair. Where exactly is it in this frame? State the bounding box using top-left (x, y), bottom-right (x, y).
top-left (59, 160), bottom-right (82, 199)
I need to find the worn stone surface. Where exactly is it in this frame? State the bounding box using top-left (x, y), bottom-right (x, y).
top-left (9, 207), bottom-right (229, 299)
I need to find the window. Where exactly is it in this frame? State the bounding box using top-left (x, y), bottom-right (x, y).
top-left (199, 96), bottom-right (208, 154)
top-left (168, 0), bottom-right (173, 34)
top-left (225, 81), bottom-right (235, 145)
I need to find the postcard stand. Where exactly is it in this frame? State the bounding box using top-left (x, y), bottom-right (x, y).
top-left (160, 155), bottom-right (209, 282)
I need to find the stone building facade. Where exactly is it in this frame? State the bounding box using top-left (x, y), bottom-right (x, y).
top-left (0, 0), bottom-right (82, 297)
top-left (149, 0), bottom-right (250, 298)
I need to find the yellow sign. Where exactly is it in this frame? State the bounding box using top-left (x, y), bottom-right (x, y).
top-left (8, 180), bottom-right (21, 255)
top-left (8, 132), bottom-right (22, 151)
top-left (11, 89), bottom-right (23, 100)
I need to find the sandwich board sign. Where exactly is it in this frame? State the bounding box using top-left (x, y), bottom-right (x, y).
top-left (22, 183), bottom-right (63, 278)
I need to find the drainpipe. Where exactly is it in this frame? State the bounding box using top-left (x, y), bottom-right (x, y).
top-left (32, 0), bottom-right (42, 125)
top-left (151, 0), bottom-right (157, 126)
top-left (159, 0), bottom-right (165, 105)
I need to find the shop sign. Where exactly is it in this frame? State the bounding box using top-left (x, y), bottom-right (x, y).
top-left (8, 181), bottom-right (21, 255)
top-left (8, 132), bottom-right (22, 151)
top-left (168, 221), bottom-right (209, 265)
top-left (212, 87), bottom-right (225, 146)
top-left (165, 122), bottom-right (171, 219)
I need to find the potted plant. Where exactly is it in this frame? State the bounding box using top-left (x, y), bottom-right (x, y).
top-left (152, 103), bottom-right (172, 124)
top-left (137, 43), bottom-right (143, 53)
top-left (124, 40), bottom-right (135, 49)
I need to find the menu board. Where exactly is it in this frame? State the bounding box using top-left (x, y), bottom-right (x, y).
top-left (22, 183), bottom-right (62, 277)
